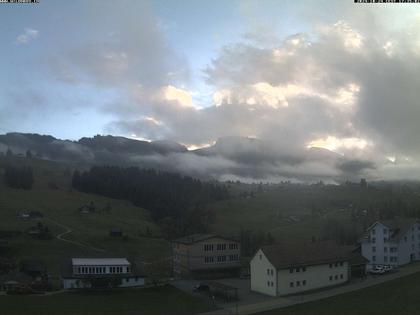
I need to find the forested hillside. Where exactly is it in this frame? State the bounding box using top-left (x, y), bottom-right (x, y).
top-left (72, 166), bottom-right (230, 237)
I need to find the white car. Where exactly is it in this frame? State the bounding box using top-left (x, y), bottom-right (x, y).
top-left (369, 266), bottom-right (385, 274)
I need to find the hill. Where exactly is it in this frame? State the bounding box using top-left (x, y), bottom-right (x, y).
top-left (0, 155), bottom-right (170, 286)
top-left (0, 132), bottom-right (376, 182)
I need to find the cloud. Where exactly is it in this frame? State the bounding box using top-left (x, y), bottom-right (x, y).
top-left (40, 2), bottom-right (420, 181)
top-left (16, 28), bottom-right (39, 44)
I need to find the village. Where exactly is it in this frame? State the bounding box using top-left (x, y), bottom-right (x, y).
top-left (1, 209), bottom-right (420, 314)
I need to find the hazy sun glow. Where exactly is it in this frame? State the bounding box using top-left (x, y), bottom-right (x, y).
top-left (306, 136), bottom-right (370, 152)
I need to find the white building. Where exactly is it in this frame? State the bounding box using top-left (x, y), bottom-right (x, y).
top-left (250, 241), bottom-right (353, 296)
top-left (62, 258), bottom-right (145, 289)
top-left (360, 218), bottom-right (420, 269)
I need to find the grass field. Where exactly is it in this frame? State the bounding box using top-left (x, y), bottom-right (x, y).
top-left (0, 156), bottom-right (171, 284)
top-left (209, 183), bottom-right (409, 242)
top-left (257, 272), bottom-right (420, 315)
top-left (0, 285), bottom-right (211, 315)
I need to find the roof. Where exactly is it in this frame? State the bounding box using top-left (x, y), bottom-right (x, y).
top-left (340, 245), bottom-right (369, 266)
top-left (362, 218), bottom-right (420, 242)
top-left (172, 234), bottom-right (239, 245)
top-left (259, 241), bottom-right (353, 269)
top-left (71, 258), bottom-right (130, 266)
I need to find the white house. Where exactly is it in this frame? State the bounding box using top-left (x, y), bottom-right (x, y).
top-left (360, 218), bottom-right (420, 269)
top-left (62, 258), bottom-right (145, 289)
top-left (250, 241), bottom-right (353, 296)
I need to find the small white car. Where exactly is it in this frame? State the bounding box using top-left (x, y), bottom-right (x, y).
top-left (369, 266), bottom-right (385, 274)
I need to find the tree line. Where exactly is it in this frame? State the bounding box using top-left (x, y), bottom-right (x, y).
top-left (72, 166), bottom-right (230, 238)
top-left (3, 165), bottom-right (34, 190)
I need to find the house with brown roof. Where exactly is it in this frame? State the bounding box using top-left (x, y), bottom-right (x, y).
top-left (360, 218), bottom-right (420, 269)
top-left (172, 234), bottom-right (241, 279)
top-left (250, 241), bottom-right (356, 296)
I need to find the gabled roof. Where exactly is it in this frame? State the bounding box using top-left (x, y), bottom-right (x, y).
top-left (362, 218), bottom-right (420, 242)
top-left (172, 234), bottom-right (239, 245)
top-left (259, 241), bottom-right (353, 269)
top-left (72, 258), bottom-right (130, 266)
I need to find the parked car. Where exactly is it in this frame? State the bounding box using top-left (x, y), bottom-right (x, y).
top-left (382, 265), bottom-right (397, 273)
top-left (193, 283), bottom-right (210, 292)
top-left (369, 266), bottom-right (385, 275)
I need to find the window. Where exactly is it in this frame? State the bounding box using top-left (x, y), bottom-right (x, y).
top-left (229, 254), bottom-right (239, 261)
top-left (372, 256), bottom-right (376, 262)
top-left (302, 266), bottom-right (306, 272)
top-left (267, 269), bottom-right (270, 275)
top-left (267, 281), bottom-right (270, 287)
top-left (217, 255), bottom-right (226, 263)
top-left (334, 275), bottom-right (338, 280)
top-left (340, 274), bottom-right (343, 279)
top-left (296, 281), bottom-right (300, 287)
top-left (339, 262), bottom-right (343, 267)
top-left (217, 244), bottom-right (227, 251)
top-left (372, 228), bottom-right (376, 235)
top-left (404, 236), bottom-right (408, 242)
top-left (372, 246), bottom-right (376, 253)
top-left (372, 237), bottom-right (376, 243)
top-left (302, 280), bottom-right (306, 286)
top-left (384, 237), bottom-right (387, 242)
top-left (78, 267), bottom-right (81, 274)
top-left (271, 269), bottom-right (274, 275)
top-left (334, 262), bottom-right (338, 267)
top-left (290, 282), bottom-right (294, 287)
top-left (329, 263), bottom-right (333, 268)
top-left (204, 244), bottom-right (214, 251)
top-left (289, 268), bottom-right (294, 273)
top-left (329, 276), bottom-right (333, 281)
top-left (204, 256), bottom-right (214, 264)
top-left (229, 243), bottom-right (238, 250)
top-left (296, 267), bottom-right (300, 273)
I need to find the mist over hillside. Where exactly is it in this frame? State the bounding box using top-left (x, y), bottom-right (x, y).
top-left (0, 132), bottom-right (377, 183)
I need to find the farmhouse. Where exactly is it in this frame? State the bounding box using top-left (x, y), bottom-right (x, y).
top-left (62, 258), bottom-right (145, 289)
top-left (250, 241), bottom-right (355, 296)
top-left (172, 234), bottom-right (241, 279)
top-left (360, 218), bottom-right (420, 269)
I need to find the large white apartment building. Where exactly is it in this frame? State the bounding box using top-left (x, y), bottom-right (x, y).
top-left (250, 241), bottom-right (356, 296)
top-left (360, 218), bottom-right (420, 269)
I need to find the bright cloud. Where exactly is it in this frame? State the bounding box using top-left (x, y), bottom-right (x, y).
top-left (307, 136), bottom-right (371, 153)
top-left (162, 85), bottom-right (194, 108)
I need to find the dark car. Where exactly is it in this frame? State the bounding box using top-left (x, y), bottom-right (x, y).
top-left (193, 283), bottom-right (210, 292)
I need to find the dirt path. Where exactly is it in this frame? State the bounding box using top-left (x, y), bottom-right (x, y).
top-left (45, 218), bottom-right (106, 253)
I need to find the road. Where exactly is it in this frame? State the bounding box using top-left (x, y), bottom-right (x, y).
top-left (197, 262), bottom-right (420, 315)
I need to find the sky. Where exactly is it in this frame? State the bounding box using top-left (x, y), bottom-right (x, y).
top-left (1, 0), bottom-right (420, 181)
